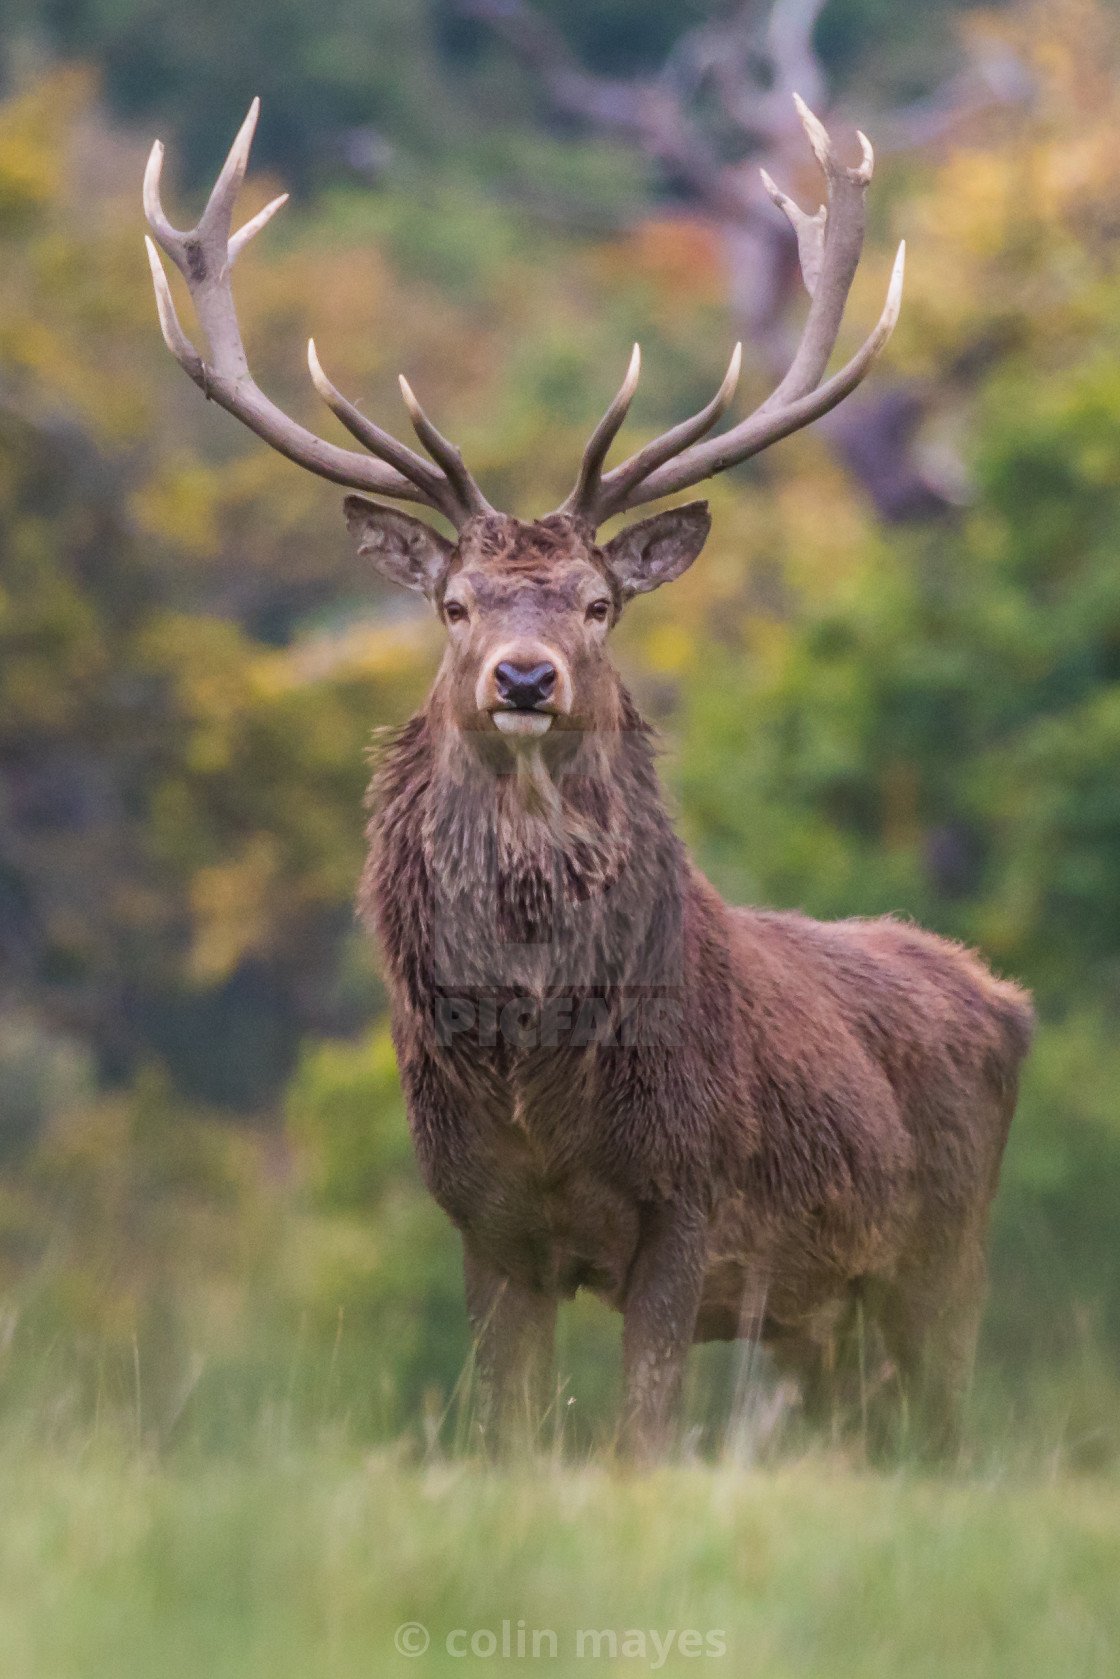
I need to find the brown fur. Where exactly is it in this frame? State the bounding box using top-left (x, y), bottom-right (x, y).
top-left (355, 507), bottom-right (1034, 1460)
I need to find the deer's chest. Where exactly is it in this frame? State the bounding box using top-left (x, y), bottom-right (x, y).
top-left (448, 1076), bottom-right (642, 1302)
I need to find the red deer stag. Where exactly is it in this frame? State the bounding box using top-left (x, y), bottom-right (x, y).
top-left (144, 98), bottom-right (1033, 1461)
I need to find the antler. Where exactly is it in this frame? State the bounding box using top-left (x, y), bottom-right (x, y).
top-left (143, 99), bottom-right (491, 528)
top-left (559, 96), bottom-right (905, 526)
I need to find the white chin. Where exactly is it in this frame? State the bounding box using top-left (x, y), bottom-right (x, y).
top-left (492, 711), bottom-right (553, 738)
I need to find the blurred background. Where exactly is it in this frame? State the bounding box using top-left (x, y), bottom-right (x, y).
top-left (1, 0), bottom-right (1118, 1463)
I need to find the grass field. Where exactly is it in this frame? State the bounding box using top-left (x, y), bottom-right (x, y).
top-left (0, 1431), bottom-right (1116, 1679)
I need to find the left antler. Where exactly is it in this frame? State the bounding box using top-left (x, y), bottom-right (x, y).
top-left (144, 99), bottom-right (491, 528)
top-left (557, 96), bottom-right (904, 526)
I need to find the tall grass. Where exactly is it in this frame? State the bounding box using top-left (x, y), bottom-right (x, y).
top-left (0, 1428), bottom-right (1116, 1679)
top-left (0, 1315), bottom-right (1117, 1679)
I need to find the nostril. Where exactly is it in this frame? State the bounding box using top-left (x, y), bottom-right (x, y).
top-left (494, 660), bottom-right (519, 702)
top-left (533, 663), bottom-right (557, 700)
top-left (494, 659), bottom-right (558, 709)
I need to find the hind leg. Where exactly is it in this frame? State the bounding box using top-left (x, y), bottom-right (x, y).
top-left (769, 1302), bottom-right (876, 1445)
top-left (872, 1245), bottom-right (988, 1462)
top-left (769, 1331), bottom-right (849, 1439)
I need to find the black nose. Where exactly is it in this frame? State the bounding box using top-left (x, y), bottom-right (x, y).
top-left (494, 659), bottom-right (557, 710)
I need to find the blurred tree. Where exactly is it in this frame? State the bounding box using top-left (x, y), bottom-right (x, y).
top-left (14, 0), bottom-right (456, 187)
top-left (9, 0), bottom-right (990, 163)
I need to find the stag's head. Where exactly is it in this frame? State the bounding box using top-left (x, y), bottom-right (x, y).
top-left (143, 97), bottom-right (903, 748)
top-left (342, 497), bottom-right (711, 741)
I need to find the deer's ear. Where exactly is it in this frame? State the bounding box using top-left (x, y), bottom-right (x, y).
top-left (601, 502), bottom-right (711, 600)
top-left (343, 497), bottom-right (454, 599)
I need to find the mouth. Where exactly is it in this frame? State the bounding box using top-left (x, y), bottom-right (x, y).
top-left (490, 709), bottom-right (554, 738)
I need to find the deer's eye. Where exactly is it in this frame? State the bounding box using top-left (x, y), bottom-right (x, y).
top-left (444, 600), bottom-right (469, 625)
top-left (586, 599), bottom-right (611, 623)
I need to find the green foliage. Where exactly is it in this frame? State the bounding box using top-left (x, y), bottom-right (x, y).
top-left (21, 0), bottom-right (456, 183)
top-left (288, 1027), bottom-right (410, 1209)
top-left (991, 1005), bottom-right (1120, 1372)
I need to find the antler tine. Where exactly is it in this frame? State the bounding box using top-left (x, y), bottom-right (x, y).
top-left (202, 97), bottom-right (261, 241)
top-left (142, 101), bottom-right (487, 525)
top-left (759, 167), bottom-right (828, 295)
top-left (307, 341), bottom-right (462, 522)
top-left (561, 343), bottom-right (641, 520)
top-left (762, 96), bottom-right (886, 414)
top-left (582, 343), bottom-right (742, 523)
top-left (618, 239), bottom-right (905, 512)
top-left (574, 99), bottom-right (902, 520)
top-left (229, 193), bottom-right (289, 265)
top-left (761, 94), bottom-right (876, 411)
top-left (144, 234), bottom-right (206, 380)
top-left (398, 377), bottom-right (493, 517)
top-left (143, 141), bottom-right (181, 252)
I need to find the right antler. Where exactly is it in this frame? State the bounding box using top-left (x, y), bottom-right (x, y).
top-left (558, 97), bottom-right (905, 526)
top-left (143, 100), bottom-right (491, 528)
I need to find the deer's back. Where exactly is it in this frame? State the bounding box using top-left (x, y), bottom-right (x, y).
top-left (705, 897), bottom-right (1034, 1313)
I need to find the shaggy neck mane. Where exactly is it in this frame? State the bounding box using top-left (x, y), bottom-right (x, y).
top-left (366, 683), bottom-right (685, 997)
